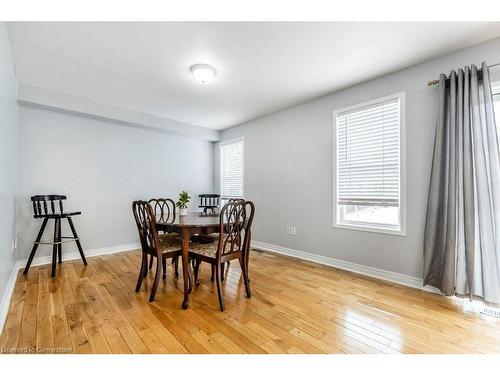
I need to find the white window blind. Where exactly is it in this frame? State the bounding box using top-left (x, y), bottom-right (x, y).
top-left (220, 139), bottom-right (244, 198)
top-left (336, 97), bottom-right (400, 208)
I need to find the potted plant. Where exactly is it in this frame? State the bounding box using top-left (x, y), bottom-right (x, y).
top-left (176, 190), bottom-right (191, 216)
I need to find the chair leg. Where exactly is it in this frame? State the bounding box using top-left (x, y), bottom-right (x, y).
top-left (174, 256), bottom-right (179, 278)
top-left (239, 257), bottom-right (251, 298)
top-left (143, 259), bottom-right (149, 278)
top-left (211, 264), bottom-right (215, 281)
top-left (24, 218), bottom-right (49, 275)
top-left (51, 218), bottom-right (60, 277)
top-left (162, 256), bottom-right (167, 280)
top-left (149, 255), bottom-right (154, 270)
top-left (149, 255), bottom-right (162, 302)
top-left (135, 253), bottom-right (147, 292)
top-left (221, 262), bottom-right (225, 281)
top-left (67, 217), bottom-right (87, 265)
top-left (245, 234), bottom-right (252, 282)
top-left (215, 262), bottom-right (225, 311)
top-left (194, 258), bottom-right (201, 286)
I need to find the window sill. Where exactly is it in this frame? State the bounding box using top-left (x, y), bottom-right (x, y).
top-left (333, 222), bottom-right (406, 237)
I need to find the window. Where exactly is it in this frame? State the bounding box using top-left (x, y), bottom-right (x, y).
top-left (334, 93), bottom-right (406, 235)
top-left (220, 138), bottom-right (244, 199)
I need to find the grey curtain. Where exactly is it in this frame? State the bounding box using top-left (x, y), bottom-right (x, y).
top-left (424, 62), bottom-right (500, 307)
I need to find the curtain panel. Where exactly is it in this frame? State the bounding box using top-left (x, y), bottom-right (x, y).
top-left (424, 62), bottom-right (500, 306)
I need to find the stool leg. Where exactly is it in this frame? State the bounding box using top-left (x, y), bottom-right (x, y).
top-left (57, 220), bottom-right (62, 264)
top-left (67, 217), bottom-right (87, 265)
top-left (51, 218), bottom-right (60, 277)
top-left (24, 218), bottom-right (49, 275)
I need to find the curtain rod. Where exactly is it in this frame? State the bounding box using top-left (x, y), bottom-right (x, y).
top-left (427, 62), bottom-right (500, 86)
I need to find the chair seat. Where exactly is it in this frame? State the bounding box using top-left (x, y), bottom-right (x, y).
top-left (34, 211), bottom-right (81, 219)
top-left (159, 232), bottom-right (180, 240)
top-left (159, 234), bottom-right (182, 254)
top-left (189, 235), bottom-right (240, 258)
top-left (190, 233), bottom-right (219, 244)
top-left (189, 241), bottom-right (218, 258)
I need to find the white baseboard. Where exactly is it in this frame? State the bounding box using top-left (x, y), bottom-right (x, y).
top-left (0, 260), bottom-right (21, 334)
top-left (251, 240), bottom-right (440, 294)
top-left (0, 242), bottom-right (140, 333)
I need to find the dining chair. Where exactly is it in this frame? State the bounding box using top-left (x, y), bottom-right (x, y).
top-left (132, 200), bottom-right (182, 302)
top-left (148, 198), bottom-right (179, 277)
top-left (189, 200), bottom-right (255, 311)
top-left (24, 195), bottom-right (87, 277)
top-left (192, 197), bottom-right (246, 281)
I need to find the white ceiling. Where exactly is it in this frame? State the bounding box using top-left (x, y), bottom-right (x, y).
top-left (8, 22), bottom-right (500, 130)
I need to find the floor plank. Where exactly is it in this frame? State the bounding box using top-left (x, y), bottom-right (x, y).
top-left (2, 248), bottom-right (500, 354)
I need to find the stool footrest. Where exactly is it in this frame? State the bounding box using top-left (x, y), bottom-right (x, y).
top-left (35, 237), bottom-right (79, 245)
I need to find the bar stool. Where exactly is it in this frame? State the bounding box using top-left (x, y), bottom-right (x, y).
top-left (24, 195), bottom-right (87, 277)
top-left (198, 194), bottom-right (220, 216)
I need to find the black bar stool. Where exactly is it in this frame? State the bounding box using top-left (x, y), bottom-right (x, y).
top-left (24, 195), bottom-right (87, 277)
top-left (198, 194), bottom-right (220, 215)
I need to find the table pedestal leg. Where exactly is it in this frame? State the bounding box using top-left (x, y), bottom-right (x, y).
top-left (181, 227), bottom-right (191, 309)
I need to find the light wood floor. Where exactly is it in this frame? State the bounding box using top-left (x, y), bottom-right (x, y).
top-left (1, 248), bottom-right (500, 354)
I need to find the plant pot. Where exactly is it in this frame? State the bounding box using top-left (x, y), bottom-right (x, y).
top-left (179, 208), bottom-right (188, 216)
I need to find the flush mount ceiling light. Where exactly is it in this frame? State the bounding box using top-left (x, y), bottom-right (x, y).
top-left (190, 63), bottom-right (217, 84)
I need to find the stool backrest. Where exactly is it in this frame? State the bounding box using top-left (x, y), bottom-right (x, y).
top-left (31, 195), bottom-right (67, 218)
top-left (199, 194), bottom-right (220, 208)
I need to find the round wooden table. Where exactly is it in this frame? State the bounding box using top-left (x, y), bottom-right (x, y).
top-left (156, 212), bottom-right (220, 309)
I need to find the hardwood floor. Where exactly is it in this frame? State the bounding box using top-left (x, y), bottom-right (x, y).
top-left (1, 248), bottom-right (500, 354)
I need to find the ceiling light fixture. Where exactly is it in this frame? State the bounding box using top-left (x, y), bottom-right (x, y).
top-left (190, 63), bottom-right (217, 84)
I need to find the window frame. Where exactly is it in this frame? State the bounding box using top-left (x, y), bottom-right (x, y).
top-left (219, 137), bottom-right (245, 199)
top-left (332, 92), bottom-right (407, 236)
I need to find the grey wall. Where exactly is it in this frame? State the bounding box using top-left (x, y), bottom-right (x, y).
top-left (17, 105), bottom-right (214, 260)
top-left (0, 24), bottom-right (18, 304)
top-left (217, 36), bottom-right (500, 279)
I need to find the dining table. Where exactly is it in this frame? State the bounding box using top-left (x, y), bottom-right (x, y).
top-left (155, 212), bottom-right (221, 309)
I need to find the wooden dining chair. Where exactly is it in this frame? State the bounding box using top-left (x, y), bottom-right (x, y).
top-left (148, 198), bottom-right (179, 277)
top-left (190, 200), bottom-right (255, 311)
top-left (24, 195), bottom-right (87, 277)
top-left (191, 197), bottom-right (246, 281)
top-left (132, 200), bottom-right (182, 302)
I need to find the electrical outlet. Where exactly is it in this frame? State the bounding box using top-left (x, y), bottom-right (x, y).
top-left (286, 225), bottom-right (296, 235)
top-left (286, 225), bottom-right (291, 234)
top-left (291, 226), bottom-right (296, 235)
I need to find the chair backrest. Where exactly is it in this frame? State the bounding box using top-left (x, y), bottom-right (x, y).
top-left (148, 198), bottom-right (176, 224)
top-left (227, 198), bottom-right (245, 203)
top-left (221, 197), bottom-right (244, 206)
top-left (216, 200), bottom-right (255, 259)
top-left (199, 194), bottom-right (220, 208)
top-left (242, 200), bottom-right (255, 257)
top-left (31, 195), bottom-right (67, 218)
top-left (132, 200), bottom-right (160, 257)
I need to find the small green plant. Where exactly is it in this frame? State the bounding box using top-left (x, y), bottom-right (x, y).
top-left (176, 190), bottom-right (191, 209)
